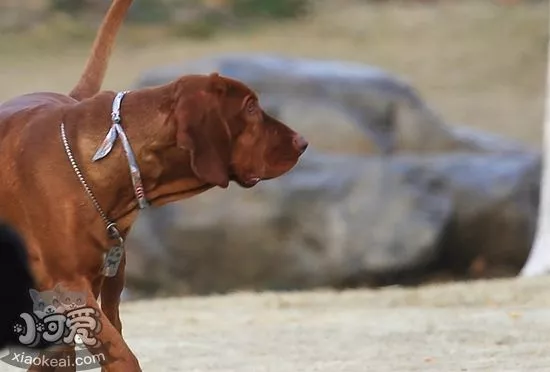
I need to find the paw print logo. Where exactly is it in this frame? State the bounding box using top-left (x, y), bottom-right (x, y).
top-left (13, 323), bottom-right (24, 335)
top-left (36, 322), bottom-right (45, 333)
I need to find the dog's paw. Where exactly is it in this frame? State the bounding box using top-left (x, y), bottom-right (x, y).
top-left (35, 322), bottom-right (45, 333)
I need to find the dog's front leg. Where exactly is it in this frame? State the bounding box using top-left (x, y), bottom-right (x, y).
top-left (82, 285), bottom-right (141, 372)
top-left (100, 251), bottom-right (126, 334)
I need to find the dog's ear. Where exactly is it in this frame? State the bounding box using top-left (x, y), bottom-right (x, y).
top-left (174, 75), bottom-right (232, 188)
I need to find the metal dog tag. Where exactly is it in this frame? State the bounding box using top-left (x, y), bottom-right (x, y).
top-left (102, 245), bottom-right (124, 277)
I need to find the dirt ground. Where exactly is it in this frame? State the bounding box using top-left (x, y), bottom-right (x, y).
top-left (2, 277), bottom-right (549, 372)
top-left (122, 277), bottom-right (550, 372)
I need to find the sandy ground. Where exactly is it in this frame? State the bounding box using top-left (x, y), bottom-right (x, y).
top-left (2, 277), bottom-right (550, 372)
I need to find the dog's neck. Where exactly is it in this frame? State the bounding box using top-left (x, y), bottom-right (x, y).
top-left (66, 82), bottom-right (213, 235)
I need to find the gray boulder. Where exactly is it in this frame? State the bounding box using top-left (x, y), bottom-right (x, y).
top-left (125, 151), bottom-right (540, 297)
top-left (134, 54), bottom-right (526, 155)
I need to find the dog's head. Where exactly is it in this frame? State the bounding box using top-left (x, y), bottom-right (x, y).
top-left (172, 73), bottom-right (307, 188)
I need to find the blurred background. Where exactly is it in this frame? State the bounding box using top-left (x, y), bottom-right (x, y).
top-left (1, 0), bottom-right (548, 299)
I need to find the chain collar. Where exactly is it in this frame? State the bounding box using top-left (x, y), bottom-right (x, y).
top-left (60, 91), bottom-right (149, 276)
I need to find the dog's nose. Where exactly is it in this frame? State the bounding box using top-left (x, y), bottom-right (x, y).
top-left (293, 134), bottom-right (308, 154)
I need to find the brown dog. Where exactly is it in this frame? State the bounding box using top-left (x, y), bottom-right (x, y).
top-left (0, 19), bottom-right (307, 372)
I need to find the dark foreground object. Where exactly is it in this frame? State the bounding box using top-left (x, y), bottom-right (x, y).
top-left (0, 221), bottom-right (34, 349)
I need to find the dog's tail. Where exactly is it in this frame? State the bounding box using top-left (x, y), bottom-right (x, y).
top-left (69, 0), bottom-right (134, 101)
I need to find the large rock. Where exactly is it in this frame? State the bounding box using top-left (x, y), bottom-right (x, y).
top-left (124, 151), bottom-right (540, 297)
top-left (125, 55), bottom-right (538, 298)
top-left (134, 54), bottom-right (526, 155)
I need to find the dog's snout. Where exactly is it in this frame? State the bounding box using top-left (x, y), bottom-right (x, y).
top-left (293, 134), bottom-right (308, 154)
